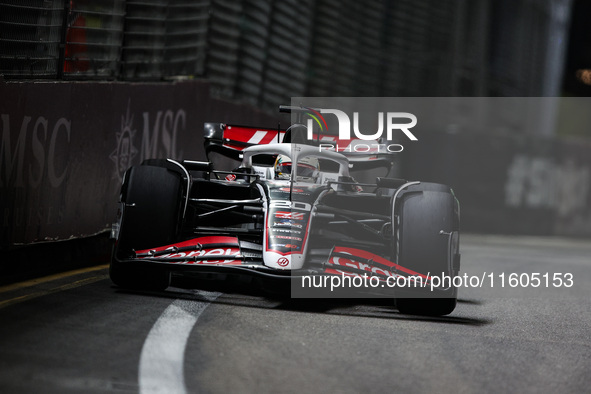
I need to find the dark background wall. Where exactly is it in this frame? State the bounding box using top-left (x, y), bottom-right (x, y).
top-left (0, 0), bottom-right (575, 99)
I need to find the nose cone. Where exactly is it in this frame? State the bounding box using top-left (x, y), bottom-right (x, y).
top-left (263, 251), bottom-right (305, 270)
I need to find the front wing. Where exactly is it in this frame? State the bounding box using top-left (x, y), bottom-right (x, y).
top-left (115, 235), bottom-right (443, 296)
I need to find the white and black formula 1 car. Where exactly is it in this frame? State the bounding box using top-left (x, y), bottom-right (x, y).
top-left (110, 106), bottom-right (461, 316)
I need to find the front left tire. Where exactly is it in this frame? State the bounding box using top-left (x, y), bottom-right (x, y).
top-left (110, 165), bottom-right (183, 290)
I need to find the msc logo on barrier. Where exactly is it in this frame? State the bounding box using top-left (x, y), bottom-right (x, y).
top-left (110, 101), bottom-right (186, 181)
top-left (0, 113), bottom-right (71, 189)
top-left (110, 104), bottom-right (138, 180)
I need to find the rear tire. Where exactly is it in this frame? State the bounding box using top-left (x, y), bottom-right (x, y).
top-left (394, 183), bottom-right (459, 316)
top-left (110, 165), bottom-right (183, 290)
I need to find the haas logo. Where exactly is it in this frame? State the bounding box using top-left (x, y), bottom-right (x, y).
top-left (277, 257), bottom-right (289, 267)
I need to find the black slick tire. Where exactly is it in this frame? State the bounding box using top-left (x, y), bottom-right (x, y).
top-left (394, 183), bottom-right (459, 316)
top-left (110, 165), bottom-right (183, 291)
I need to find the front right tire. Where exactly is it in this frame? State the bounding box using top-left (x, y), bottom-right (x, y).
top-left (393, 183), bottom-right (460, 316)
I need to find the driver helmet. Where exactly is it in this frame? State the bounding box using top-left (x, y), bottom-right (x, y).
top-left (274, 154), bottom-right (319, 182)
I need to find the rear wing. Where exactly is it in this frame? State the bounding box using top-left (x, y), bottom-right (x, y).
top-left (204, 123), bottom-right (284, 161)
top-left (204, 123), bottom-right (395, 171)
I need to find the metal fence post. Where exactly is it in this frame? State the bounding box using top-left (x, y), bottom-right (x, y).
top-left (57, 0), bottom-right (70, 80)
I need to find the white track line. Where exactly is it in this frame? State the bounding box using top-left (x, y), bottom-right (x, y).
top-left (139, 291), bottom-right (221, 394)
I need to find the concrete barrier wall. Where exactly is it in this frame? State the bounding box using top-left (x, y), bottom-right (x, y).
top-left (0, 80), bottom-right (276, 248)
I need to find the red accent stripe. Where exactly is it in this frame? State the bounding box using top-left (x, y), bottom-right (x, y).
top-left (260, 131), bottom-right (279, 145)
top-left (223, 126), bottom-right (282, 150)
top-left (331, 246), bottom-right (431, 280)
